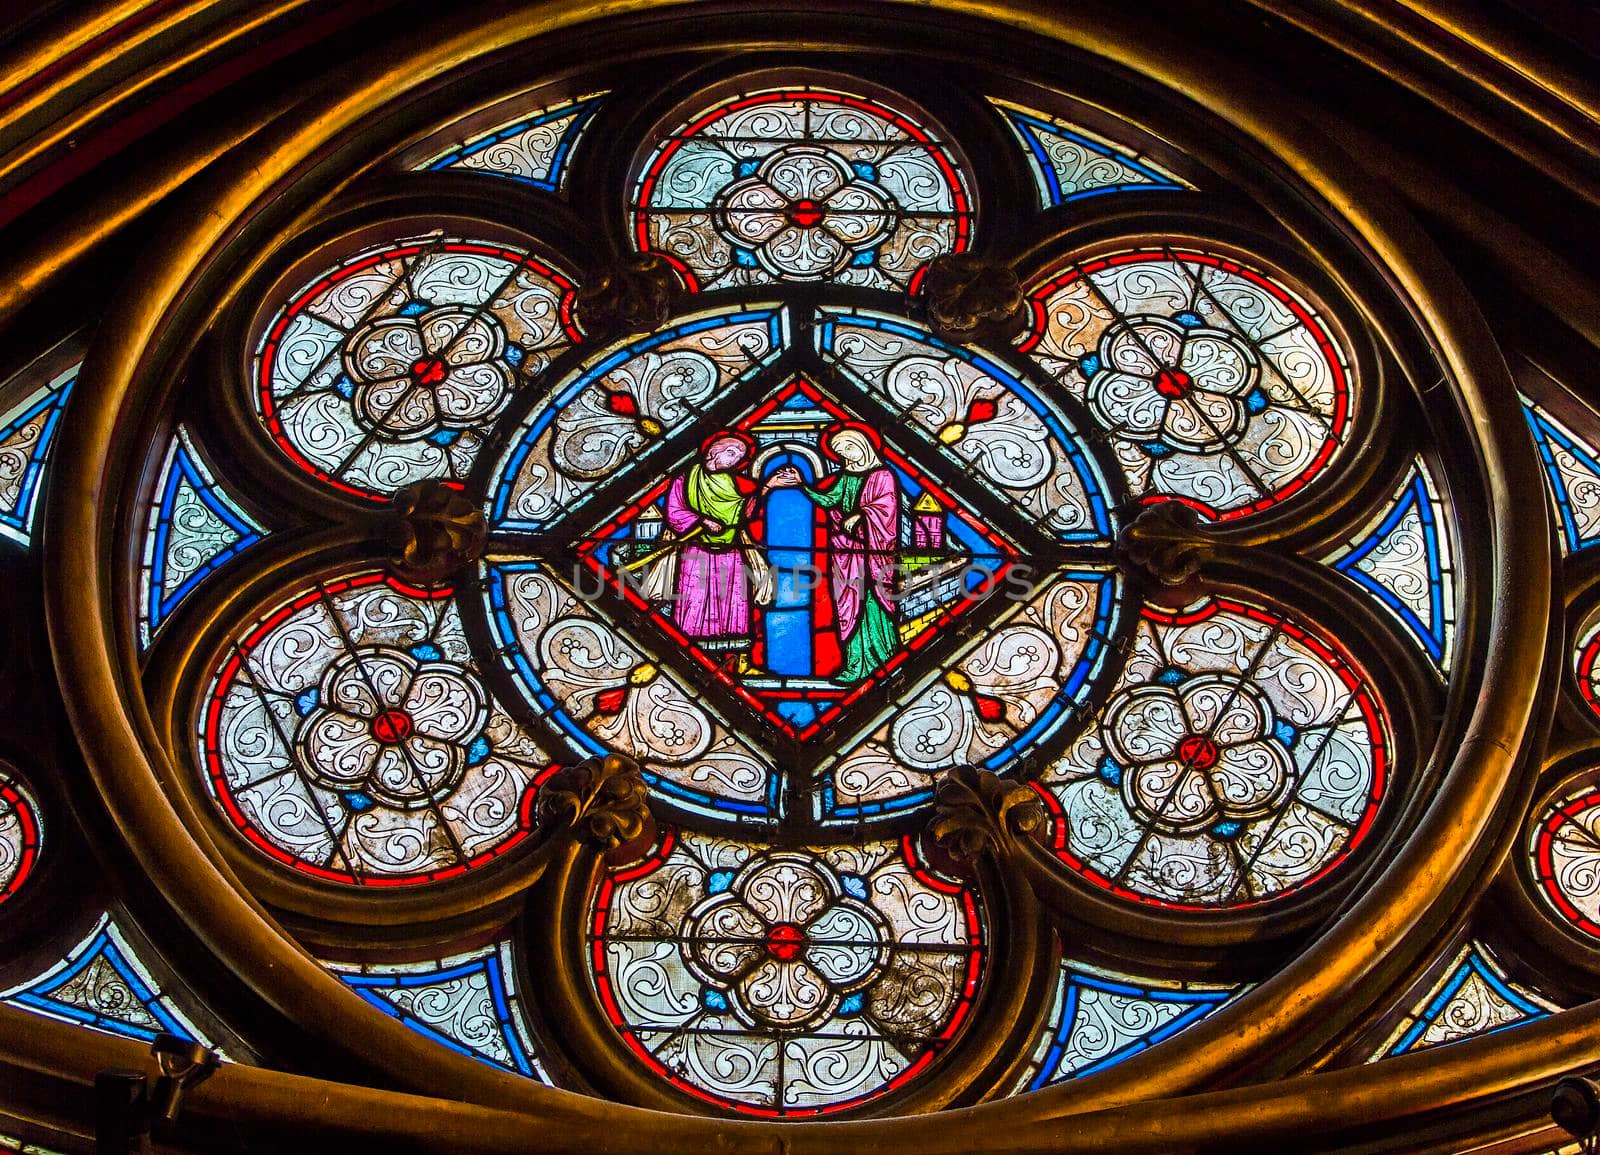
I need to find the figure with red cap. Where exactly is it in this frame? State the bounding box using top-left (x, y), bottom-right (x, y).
top-left (770, 422), bottom-right (901, 683)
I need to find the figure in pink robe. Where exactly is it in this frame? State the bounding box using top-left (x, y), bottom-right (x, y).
top-left (662, 431), bottom-right (762, 651)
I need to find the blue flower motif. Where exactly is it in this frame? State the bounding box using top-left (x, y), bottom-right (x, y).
top-left (708, 870), bottom-right (736, 895)
top-left (840, 873), bottom-right (869, 900)
top-left (295, 688), bottom-right (321, 716)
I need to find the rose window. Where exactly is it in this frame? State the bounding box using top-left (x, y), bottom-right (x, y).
top-left (18, 21), bottom-right (1588, 1153)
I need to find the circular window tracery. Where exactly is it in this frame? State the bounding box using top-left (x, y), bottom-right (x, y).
top-left (84, 52), bottom-right (1480, 1124)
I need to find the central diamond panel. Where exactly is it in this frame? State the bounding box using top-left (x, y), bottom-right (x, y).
top-left (574, 375), bottom-right (1019, 741)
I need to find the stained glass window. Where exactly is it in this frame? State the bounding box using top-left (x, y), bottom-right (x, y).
top-left (1013, 959), bottom-right (1239, 1089)
top-left (991, 99), bottom-right (1188, 208)
top-left (138, 426), bottom-right (267, 646)
top-left (0, 915), bottom-right (213, 1047)
top-left (253, 232), bottom-right (579, 500)
top-left (632, 87), bottom-right (972, 290)
top-left (0, 362), bottom-right (76, 547)
top-left (1573, 606), bottom-right (1600, 724)
top-left (420, 94), bottom-right (604, 191)
top-left (0, 767), bottom-right (41, 907)
top-left (1328, 459), bottom-right (1457, 671)
top-left (1530, 777), bottom-right (1600, 937)
top-left (588, 831), bottom-right (983, 1114)
top-left (1023, 248), bottom-right (1352, 519)
top-left (1036, 596), bottom-right (1389, 907)
top-left (328, 943), bottom-right (552, 1080)
top-left (7, 42), bottom-right (1542, 1141)
top-left (1374, 942), bottom-right (1556, 1058)
top-left (484, 296), bottom-right (1128, 825)
top-left (197, 571), bottom-right (557, 883)
top-left (1524, 395), bottom-right (1600, 555)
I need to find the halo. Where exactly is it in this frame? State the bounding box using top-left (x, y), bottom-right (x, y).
top-left (700, 429), bottom-right (756, 463)
top-left (821, 421), bottom-right (882, 462)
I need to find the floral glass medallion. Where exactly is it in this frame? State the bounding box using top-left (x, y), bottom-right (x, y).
top-left (588, 831), bottom-right (983, 1114)
top-left (254, 233), bottom-right (579, 500)
top-left (1037, 596), bottom-right (1389, 908)
top-left (633, 88), bottom-right (972, 290)
top-left (198, 571), bottom-right (557, 883)
top-left (1023, 248), bottom-right (1352, 519)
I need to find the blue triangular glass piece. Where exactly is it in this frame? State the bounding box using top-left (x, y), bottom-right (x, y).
top-left (1525, 401), bottom-right (1600, 554)
top-left (142, 432), bottom-right (266, 644)
top-left (339, 952), bottom-right (539, 1077)
top-left (1331, 464), bottom-right (1451, 667)
top-left (0, 366), bottom-right (76, 547)
top-left (6, 923), bottom-right (196, 1044)
top-left (1386, 945), bottom-right (1552, 1056)
top-left (1028, 970), bottom-right (1233, 1087)
top-left (998, 104), bottom-right (1184, 208)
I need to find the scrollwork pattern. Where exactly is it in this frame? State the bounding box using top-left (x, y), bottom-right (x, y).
top-left (590, 832), bottom-right (982, 1114)
top-left (816, 311), bottom-right (1112, 542)
top-left (822, 572), bottom-right (1116, 821)
top-left (199, 572), bottom-right (553, 884)
top-left (255, 236), bottom-right (578, 499)
top-left (1038, 596), bottom-right (1387, 907)
top-left (484, 563), bottom-right (773, 816)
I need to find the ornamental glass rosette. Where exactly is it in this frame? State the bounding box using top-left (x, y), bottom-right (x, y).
top-left (28, 39), bottom-right (1557, 1135)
